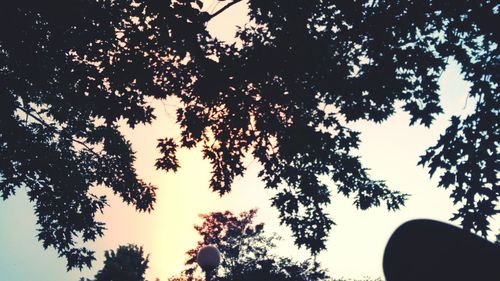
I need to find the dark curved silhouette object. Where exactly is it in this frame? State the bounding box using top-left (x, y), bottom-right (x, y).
top-left (383, 219), bottom-right (500, 281)
top-left (223, 269), bottom-right (296, 281)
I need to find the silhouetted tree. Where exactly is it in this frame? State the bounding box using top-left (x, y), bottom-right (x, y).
top-left (0, 0), bottom-right (196, 269)
top-left (83, 244), bottom-right (150, 281)
top-left (333, 278), bottom-right (384, 281)
top-left (173, 209), bottom-right (329, 281)
top-left (1, 0), bottom-right (497, 268)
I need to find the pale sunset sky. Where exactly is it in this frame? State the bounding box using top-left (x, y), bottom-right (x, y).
top-left (0, 1), bottom-right (498, 281)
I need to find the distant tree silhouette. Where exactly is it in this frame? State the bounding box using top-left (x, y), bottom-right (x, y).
top-left (170, 209), bottom-right (329, 281)
top-left (1, 0), bottom-right (497, 268)
top-left (333, 278), bottom-right (383, 281)
top-left (218, 268), bottom-right (298, 281)
top-left (83, 244), bottom-right (150, 281)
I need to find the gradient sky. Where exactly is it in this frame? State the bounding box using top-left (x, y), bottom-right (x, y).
top-left (0, 2), bottom-right (498, 281)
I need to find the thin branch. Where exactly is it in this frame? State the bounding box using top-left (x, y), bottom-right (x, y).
top-left (463, 93), bottom-right (470, 110)
top-left (16, 106), bottom-right (102, 158)
top-left (210, 0), bottom-right (221, 13)
top-left (206, 0), bottom-right (243, 22)
top-left (17, 106), bottom-right (55, 129)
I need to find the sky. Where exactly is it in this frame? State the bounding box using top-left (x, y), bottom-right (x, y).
top-left (0, 1), bottom-right (498, 281)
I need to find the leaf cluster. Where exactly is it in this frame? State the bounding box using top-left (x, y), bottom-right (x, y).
top-left (82, 244), bottom-right (150, 281)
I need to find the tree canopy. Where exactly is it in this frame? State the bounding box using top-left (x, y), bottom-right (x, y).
top-left (183, 209), bottom-right (276, 279)
top-left (170, 209), bottom-right (329, 281)
top-left (1, 0), bottom-right (498, 269)
top-left (84, 244), bottom-right (150, 281)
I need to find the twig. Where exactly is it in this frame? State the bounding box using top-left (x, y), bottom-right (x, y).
top-left (206, 0), bottom-right (243, 22)
top-left (210, 0), bottom-right (220, 13)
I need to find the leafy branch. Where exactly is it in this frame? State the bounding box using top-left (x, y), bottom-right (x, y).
top-left (16, 106), bottom-right (101, 158)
